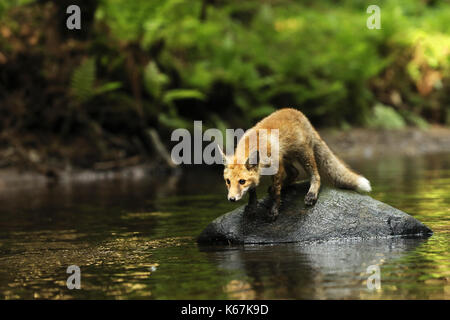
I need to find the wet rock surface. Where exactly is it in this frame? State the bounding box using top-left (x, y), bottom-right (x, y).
top-left (197, 182), bottom-right (433, 244)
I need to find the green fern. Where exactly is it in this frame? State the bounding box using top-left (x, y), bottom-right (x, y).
top-left (71, 58), bottom-right (96, 103)
top-left (71, 58), bottom-right (122, 103)
top-left (144, 61), bottom-right (169, 99)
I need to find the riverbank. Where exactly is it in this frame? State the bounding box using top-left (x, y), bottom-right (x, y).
top-left (0, 126), bottom-right (449, 183)
top-left (320, 126), bottom-right (450, 159)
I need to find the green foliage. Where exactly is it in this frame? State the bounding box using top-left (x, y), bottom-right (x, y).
top-left (367, 104), bottom-right (406, 130)
top-left (71, 58), bottom-right (96, 103)
top-left (158, 89), bottom-right (205, 129)
top-left (96, 82), bottom-right (123, 95)
top-left (71, 58), bottom-right (121, 104)
top-left (55, 0), bottom-right (450, 130)
top-left (144, 62), bottom-right (169, 99)
top-left (2, 0), bottom-right (450, 165)
top-left (95, 0), bottom-right (449, 129)
top-left (400, 110), bottom-right (430, 129)
top-left (163, 89), bottom-right (205, 106)
top-left (0, 0), bottom-right (32, 17)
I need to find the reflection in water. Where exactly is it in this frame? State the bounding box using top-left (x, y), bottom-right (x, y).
top-left (200, 238), bottom-right (428, 299)
top-left (0, 154), bottom-right (449, 299)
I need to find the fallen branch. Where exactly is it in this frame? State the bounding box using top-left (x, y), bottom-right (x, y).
top-left (146, 128), bottom-right (176, 169)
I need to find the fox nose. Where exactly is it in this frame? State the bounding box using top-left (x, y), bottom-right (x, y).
top-left (229, 197), bottom-right (236, 202)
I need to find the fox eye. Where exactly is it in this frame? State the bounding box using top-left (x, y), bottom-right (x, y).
top-left (226, 179), bottom-right (230, 185)
top-left (239, 179), bottom-right (246, 185)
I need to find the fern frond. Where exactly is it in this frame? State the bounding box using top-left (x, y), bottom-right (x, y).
top-left (71, 58), bottom-right (96, 103)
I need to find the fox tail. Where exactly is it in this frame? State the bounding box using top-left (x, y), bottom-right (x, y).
top-left (313, 138), bottom-right (371, 193)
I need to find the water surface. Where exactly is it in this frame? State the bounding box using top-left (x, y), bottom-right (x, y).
top-left (0, 153), bottom-right (449, 299)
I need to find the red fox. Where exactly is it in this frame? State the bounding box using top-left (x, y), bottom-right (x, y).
top-left (220, 108), bottom-right (371, 221)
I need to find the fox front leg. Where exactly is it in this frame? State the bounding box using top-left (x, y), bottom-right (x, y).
top-left (244, 188), bottom-right (257, 216)
top-left (268, 164), bottom-right (285, 221)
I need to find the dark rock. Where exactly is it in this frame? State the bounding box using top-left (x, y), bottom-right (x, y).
top-left (197, 182), bottom-right (433, 244)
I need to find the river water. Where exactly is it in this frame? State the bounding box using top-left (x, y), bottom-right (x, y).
top-left (0, 153), bottom-right (449, 299)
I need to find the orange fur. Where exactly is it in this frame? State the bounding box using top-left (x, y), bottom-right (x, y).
top-left (222, 108), bottom-right (371, 221)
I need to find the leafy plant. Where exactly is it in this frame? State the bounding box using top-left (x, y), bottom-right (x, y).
top-left (367, 104), bottom-right (406, 130)
top-left (71, 58), bottom-right (121, 104)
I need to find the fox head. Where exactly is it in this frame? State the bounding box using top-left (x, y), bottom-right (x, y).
top-left (219, 147), bottom-right (261, 202)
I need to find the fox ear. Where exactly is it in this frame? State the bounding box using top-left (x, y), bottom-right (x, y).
top-left (245, 151), bottom-right (259, 171)
top-left (217, 144), bottom-right (228, 165)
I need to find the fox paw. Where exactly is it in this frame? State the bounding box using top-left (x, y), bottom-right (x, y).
top-left (304, 192), bottom-right (318, 206)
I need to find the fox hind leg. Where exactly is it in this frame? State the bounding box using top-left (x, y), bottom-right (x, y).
top-left (297, 148), bottom-right (321, 206)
